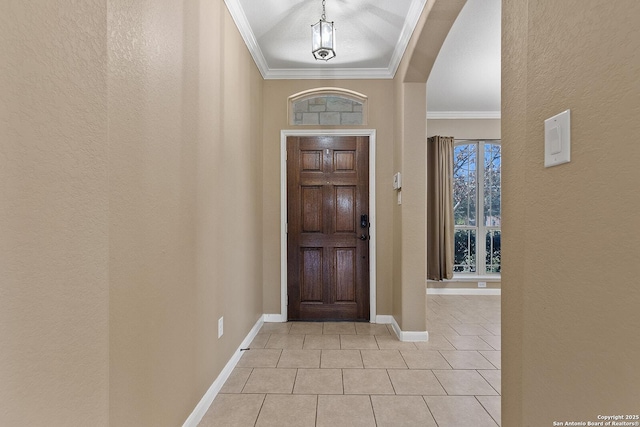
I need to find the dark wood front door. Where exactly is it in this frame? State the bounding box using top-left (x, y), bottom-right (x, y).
top-left (287, 135), bottom-right (370, 321)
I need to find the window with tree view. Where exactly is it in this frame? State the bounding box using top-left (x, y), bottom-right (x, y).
top-left (453, 141), bottom-right (501, 274)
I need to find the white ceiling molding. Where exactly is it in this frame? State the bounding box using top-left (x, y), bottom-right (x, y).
top-left (223, 0), bottom-right (270, 78)
top-left (265, 67), bottom-right (394, 80)
top-left (387, 0), bottom-right (428, 78)
top-left (427, 111), bottom-right (501, 119)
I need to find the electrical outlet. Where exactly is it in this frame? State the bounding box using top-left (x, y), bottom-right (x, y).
top-left (218, 317), bottom-right (224, 338)
top-left (478, 281), bottom-right (487, 288)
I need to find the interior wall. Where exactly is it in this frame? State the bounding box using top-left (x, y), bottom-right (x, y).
top-left (502, 0), bottom-right (640, 424)
top-left (501, 0), bottom-right (527, 423)
top-left (108, 1), bottom-right (263, 425)
top-left (0, 2), bottom-right (109, 425)
top-left (392, 0), bottom-right (467, 331)
top-left (2, 1), bottom-right (262, 425)
top-left (397, 82), bottom-right (429, 331)
top-left (392, 81), bottom-right (405, 327)
top-left (262, 79), bottom-right (396, 317)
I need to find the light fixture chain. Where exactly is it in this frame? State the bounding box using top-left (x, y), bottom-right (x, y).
top-left (321, 0), bottom-right (326, 20)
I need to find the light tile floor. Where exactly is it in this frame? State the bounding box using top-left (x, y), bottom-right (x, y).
top-left (199, 295), bottom-right (501, 427)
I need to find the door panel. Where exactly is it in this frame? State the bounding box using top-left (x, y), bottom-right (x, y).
top-left (334, 186), bottom-right (356, 232)
top-left (335, 248), bottom-right (356, 302)
top-left (301, 248), bottom-right (323, 302)
top-left (302, 187), bottom-right (323, 232)
top-left (302, 151), bottom-right (323, 171)
top-left (334, 151), bottom-right (355, 170)
top-left (287, 135), bottom-right (369, 321)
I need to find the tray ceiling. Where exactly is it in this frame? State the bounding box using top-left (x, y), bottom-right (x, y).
top-left (225, 0), bottom-right (501, 116)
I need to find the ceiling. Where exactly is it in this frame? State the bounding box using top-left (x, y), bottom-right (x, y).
top-left (225, 0), bottom-right (501, 115)
top-left (427, 0), bottom-right (501, 117)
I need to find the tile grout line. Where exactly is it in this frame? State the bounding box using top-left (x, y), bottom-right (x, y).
top-left (292, 368), bottom-right (300, 395)
top-left (251, 393), bottom-right (267, 427)
top-left (430, 368), bottom-right (450, 396)
top-left (422, 395), bottom-right (442, 427)
top-left (478, 349), bottom-right (500, 370)
top-left (385, 368), bottom-right (397, 395)
top-left (477, 369), bottom-right (501, 396)
top-left (239, 367), bottom-right (254, 394)
top-left (474, 395), bottom-right (500, 426)
top-left (438, 349), bottom-right (456, 370)
top-left (369, 395), bottom-right (378, 427)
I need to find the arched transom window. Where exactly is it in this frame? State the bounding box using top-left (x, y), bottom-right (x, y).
top-left (289, 88), bottom-right (368, 126)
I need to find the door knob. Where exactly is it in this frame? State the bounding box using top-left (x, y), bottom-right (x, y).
top-left (359, 234), bottom-right (368, 241)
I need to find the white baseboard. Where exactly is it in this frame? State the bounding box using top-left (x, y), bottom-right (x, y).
top-left (375, 315), bottom-right (395, 324)
top-left (376, 315), bottom-right (428, 342)
top-left (427, 288), bottom-right (501, 295)
top-left (263, 313), bottom-right (286, 322)
top-left (182, 315), bottom-right (264, 427)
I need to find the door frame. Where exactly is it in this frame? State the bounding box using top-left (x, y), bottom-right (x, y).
top-left (278, 129), bottom-right (377, 323)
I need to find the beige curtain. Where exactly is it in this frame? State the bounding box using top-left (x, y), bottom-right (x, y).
top-left (427, 136), bottom-right (455, 280)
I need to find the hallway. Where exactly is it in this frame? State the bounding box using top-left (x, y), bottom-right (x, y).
top-left (199, 295), bottom-right (501, 426)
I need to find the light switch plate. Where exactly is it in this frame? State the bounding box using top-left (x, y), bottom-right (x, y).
top-left (544, 109), bottom-right (571, 167)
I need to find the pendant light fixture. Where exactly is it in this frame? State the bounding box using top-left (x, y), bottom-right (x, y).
top-left (311, 0), bottom-right (336, 60)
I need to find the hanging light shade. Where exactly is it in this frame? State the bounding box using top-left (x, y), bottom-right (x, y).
top-left (311, 0), bottom-right (336, 61)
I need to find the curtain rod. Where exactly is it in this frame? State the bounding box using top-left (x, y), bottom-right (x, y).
top-left (454, 138), bottom-right (501, 142)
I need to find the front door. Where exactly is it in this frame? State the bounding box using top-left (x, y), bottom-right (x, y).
top-left (287, 135), bottom-right (370, 321)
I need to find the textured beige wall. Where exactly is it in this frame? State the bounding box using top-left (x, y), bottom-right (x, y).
top-left (392, 80), bottom-right (405, 327)
top-left (501, 0), bottom-right (527, 423)
top-left (427, 118), bottom-right (501, 140)
top-left (0, 1), bottom-right (109, 425)
top-left (262, 80), bottom-right (396, 316)
top-left (391, 0), bottom-right (467, 331)
top-left (1, 0), bottom-right (263, 425)
top-left (109, 1), bottom-right (263, 426)
top-left (503, 0), bottom-right (640, 424)
top-left (397, 82), bottom-right (428, 331)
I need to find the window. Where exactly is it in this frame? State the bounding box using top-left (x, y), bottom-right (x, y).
top-left (288, 88), bottom-right (368, 126)
top-left (292, 95), bottom-right (364, 125)
top-left (453, 140), bottom-right (501, 274)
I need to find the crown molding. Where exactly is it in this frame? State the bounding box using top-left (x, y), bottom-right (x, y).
top-left (264, 67), bottom-right (393, 80)
top-left (427, 111), bottom-right (501, 119)
top-left (224, 0), bottom-right (269, 78)
top-left (388, 0), bottom-right (428, 78)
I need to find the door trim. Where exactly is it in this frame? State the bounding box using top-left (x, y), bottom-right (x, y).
top-left (279, 129), bottom-right (377, 323)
